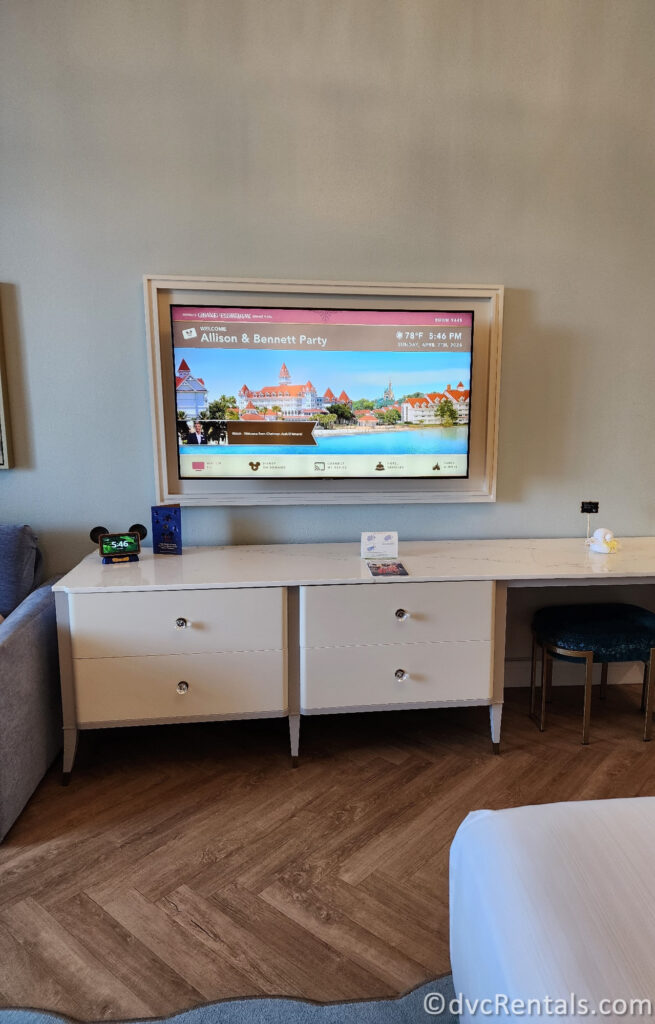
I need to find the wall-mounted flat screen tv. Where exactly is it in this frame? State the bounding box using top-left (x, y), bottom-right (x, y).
top-left (145, 277), bottom-right (503, 505)
top-left (172, 305), bottom-right (473, 481)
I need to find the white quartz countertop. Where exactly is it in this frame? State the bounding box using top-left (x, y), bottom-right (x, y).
top-left (52, 537), bottom-right (655, 593)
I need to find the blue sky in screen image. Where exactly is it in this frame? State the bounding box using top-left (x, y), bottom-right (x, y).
top-left (174, 348), bottom-right (471, 402)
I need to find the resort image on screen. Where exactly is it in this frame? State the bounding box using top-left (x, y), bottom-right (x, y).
top-left (171, 306), bottom-right (473, 480)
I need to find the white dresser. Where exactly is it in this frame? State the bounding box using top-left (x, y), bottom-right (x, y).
top-left (53, 541), bottom-right (512, 779)
top-left (55, 536), bottom-right (655, 779)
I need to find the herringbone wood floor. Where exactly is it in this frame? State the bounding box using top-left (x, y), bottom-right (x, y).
top-left (1, 686), bottom-right (655, 1019)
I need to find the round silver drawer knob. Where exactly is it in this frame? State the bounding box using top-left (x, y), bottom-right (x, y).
top-left (176, 681), bottom-right (189, 694)
top-left (395, 669), bottom-right (409, 681)
top-left (175, 617), bottom-right (188, 629)
top-left (395, 608), bottom-right (410, 621)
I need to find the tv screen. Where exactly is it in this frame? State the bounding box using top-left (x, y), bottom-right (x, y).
top-left (171, 305), bottom-right (473, 481)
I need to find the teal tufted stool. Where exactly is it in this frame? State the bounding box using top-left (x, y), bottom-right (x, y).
top-left (529, 603), bottom-right (655, 744)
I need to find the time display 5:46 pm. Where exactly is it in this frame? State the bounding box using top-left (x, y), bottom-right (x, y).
top-left (100, 533), bottom-right (140, 556)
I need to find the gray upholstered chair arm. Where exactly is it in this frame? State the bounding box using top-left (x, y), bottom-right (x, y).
top-left (0, 579), bottom-right (62, 839)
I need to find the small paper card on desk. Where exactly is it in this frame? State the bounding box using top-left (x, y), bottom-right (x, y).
top-left (361, 531), bottom-right (398, 559)
top-left (367, 560), bottom-right (409, 578)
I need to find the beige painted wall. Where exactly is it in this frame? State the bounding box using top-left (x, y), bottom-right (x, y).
top-left (1, 0), bottom-right (654, 603)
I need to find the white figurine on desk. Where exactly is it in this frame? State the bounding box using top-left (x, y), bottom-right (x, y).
top-left (587, 527), bottom-right (619, 554)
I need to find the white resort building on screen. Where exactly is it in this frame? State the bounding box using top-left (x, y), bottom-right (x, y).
top-left (237, 363), bottom-right (351, 417)
top-left (401, 384), bottom-right (470, 424)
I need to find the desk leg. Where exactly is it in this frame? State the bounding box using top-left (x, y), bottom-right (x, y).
top-left (56, 592), bottom-right (78, 785)
top-left (490, 703), bottom-right (503, 754)
top-left (643, 649), bottom-right (655, 742)
top-left (529, 634), bottom-right (538, 718)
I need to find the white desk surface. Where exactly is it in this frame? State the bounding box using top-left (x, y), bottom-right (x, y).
top-left (53, 537), bottom-right (655, 594)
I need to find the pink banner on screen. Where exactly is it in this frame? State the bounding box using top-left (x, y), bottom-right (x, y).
top-left (172, 307), bottom-right (472, 327)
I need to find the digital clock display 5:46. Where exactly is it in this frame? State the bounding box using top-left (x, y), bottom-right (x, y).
top-left (99, 533), bottom-right (141, 556)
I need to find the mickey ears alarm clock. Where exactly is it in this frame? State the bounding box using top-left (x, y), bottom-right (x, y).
top-left (90, 524), bottom-right (147, 564)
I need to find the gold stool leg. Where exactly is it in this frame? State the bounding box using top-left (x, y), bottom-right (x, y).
top-left (600, 662), bottom-right (608, 700)
top-left (643, 649), bottom-right (655, 742)
top-left (641, 662), bottom-right (648, 714)
top-left (582, 652), bottom-right (593, 745)
top-left (545, 655), bottom-right (554, 704)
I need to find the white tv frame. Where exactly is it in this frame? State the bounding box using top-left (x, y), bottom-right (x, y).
top-left (144, 276), bottom-right (503, 506)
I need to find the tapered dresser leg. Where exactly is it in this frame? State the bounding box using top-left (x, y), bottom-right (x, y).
top-left (289, 714), bottom-right (300, 768)
top-left (490, 703), bottom-right (503, 755)
top-left (62, 726), bottom-right (78, 785)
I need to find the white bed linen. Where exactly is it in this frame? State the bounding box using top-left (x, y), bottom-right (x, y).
top-left (450, 798), bottom-right (655, 1022)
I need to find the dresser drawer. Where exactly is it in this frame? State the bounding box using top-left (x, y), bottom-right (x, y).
top-left (73, 650), bottom-right (287, 724)
top-left (300, 581), bottom-right (494, 648)
top-left (69, 587), bottom-right (286, 659)
top-left (301, 641), bottom-right (492, 711)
